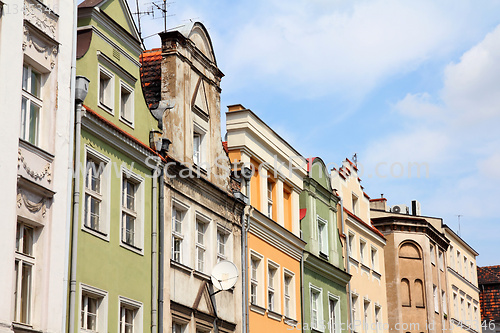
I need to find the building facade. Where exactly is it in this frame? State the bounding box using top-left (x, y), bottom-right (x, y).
top-left (0, 0), bottom-right (75, 332)
top-left (141, 23), bottom-right (246, 333)
top-left (300, 157), bottom-right (350, 332)
top-left (70, 1), bottom-right (162, 332)
top-left (331, 159), bottom-right (388, 333)
top-left (226, 104), bottom-right (306, 332)
top-left (478, 265), bottom-right (500, 333)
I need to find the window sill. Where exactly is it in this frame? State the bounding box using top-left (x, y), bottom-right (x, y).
top-left (12, 322), bottom-right (42, 333)
top-left (81, 225), bottom-right (109, 242)
top-left (170, 259), bottom-right (192, 274)
top-left (249, 303), bottom-right (266, 315)
top-left (98, 103), bottom-right (114, 115)
top-left (267, 309), bottom-right (283, 322)
top-left (348, 256), bottom-right (359, 265)
top-left (193, 269), bottom-right (211, 281)
top-left (284, 317), bottom-right (298, 327)
top-left (319, 252), bottom-right (329, 260)
top-left (119, 116), bottom-right (134, 129)
top-left (311, 328), bottom-right (324, 333)
top-left (120, 241), bottom-right (144, 256)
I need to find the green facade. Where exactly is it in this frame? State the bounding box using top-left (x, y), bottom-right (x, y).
top-left (300, 158), bottom-right (350, 332)
top-left (72, 0), bottom-right (159, 332)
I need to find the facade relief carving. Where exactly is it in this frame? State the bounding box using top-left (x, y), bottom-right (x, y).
top-left (18, 148), bottom-right (52, 183)
top-left (17, 191), bottom-right (46, 217)
top-left (24, 0), bottom-right (58, 39)
top-left (23, 26), bottom-right (58, 69)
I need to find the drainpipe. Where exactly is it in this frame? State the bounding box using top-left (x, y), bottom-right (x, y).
top-left (62, 2), bottom-right (78, 331)
top-left (301, 250), bottom-right (305, 333)
top-left (158, 166), bottom-right (165, 333)
top-left (242, 205), bottom-right (252, 333)
top-left (341, 197), bottom-right (354, 333)
top-left (151, 159), bottom-right (161, 333)
top-left (68, 74), bottom-right (89, 333)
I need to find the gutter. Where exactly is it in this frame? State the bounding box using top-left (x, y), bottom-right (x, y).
top-left (158, 166), bottom-right (165, 333)
top-left (63, 1), bottom-right (78, 331)
top-left (242, 205), bottom-right (252, 333)
top-left (151, 161), bottom-right (162, 333)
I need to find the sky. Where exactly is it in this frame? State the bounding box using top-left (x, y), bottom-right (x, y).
top-left (128, 0), bottom-right (500, 266)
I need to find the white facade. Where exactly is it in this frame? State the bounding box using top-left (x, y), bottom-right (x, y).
top-left (0, 1), bottom-right (75, 332)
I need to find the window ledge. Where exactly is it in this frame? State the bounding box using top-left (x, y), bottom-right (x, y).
top-left (284, 317), bottom-right (298, 327)
top-left (119, 116), bottom-right (134, 129)
top-left (120, 242), bottom-right (144, 256)
top-left (170, 259), bottom-right (193, 275)
top-left (312, 328), bottom-right (324, 333)
top-left (319, 252), bottom-right (329, 260)
top-left (267, 309), bottom-right (283, 322)
top-left (249, 303), bottom-right (266, 315)
top-left (81, 225), bottom-right (109, 242)
top-left (193, 270), bottom-right (211, 281)
top-left (361, 263), bottom-right (371, 271)
top-left (349, 256), bottom-right (359, 265)
top-left (97, 103), bottom-right (114, 115)
top-left (372, 270), bottom-right (382, 279)
top-left (12, 322), bottom-right (42, 333)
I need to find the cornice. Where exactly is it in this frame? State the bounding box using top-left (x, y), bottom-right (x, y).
top-left (249, 209), bottom-right (306, 261)
top-left (448, 267), bottom-right (480, 293)
top-left (304, 251), bottom-right (351, 285)
top-left (346, 214), bottom-right (386, 245)
top-left (97, 51), bottom-right (136, 84)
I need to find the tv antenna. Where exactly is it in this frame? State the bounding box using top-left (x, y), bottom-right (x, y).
top-left (133, 0), bottom-right (176, 43)
top-left (456, 214), bottom-right (463, 236)
top-left (151, 0), bottom-right (176, 33)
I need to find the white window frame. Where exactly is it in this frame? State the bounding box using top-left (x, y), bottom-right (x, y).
top-left (371, 246), bottom-right (378, 271)
top-left (216, 226), bottom-right (230, 262)
top-left (193, 123), bottom-right (207, 168)
top-left (453, 292), bottom-right (458, 319)
top-left (430, 244), bottom-right (435, 265)
top-left (363, 299), bottom-right (371, 329)
top-left (283, 269), bottom-right (295, 319)
top-left (463, 257), bottom-right (468, 280)
top-left (359, 239), bottom-right (367, 265)
top-left (267, 260), bottom-right (280, 313)
top-left (442, 290), bottom-right (447, 315)
top-left (433, 285), bottom-right (439, 313)
top-left (374, 305), bottom-right (381, 333)
top-left (195, 212), bottom-right (211, 273)
top-left (267, 180), bottom-right (274, 219)
top-left (21, 64), bottom-right (43, 146)
top-left (438, 250), bottom-right (444, 271)
top-left (328, 293), bottom-right (341, 333)
top-left (119, 81), bottom-right (134, 127)
top-left (172, 322), bottom-right (185, 333)
top-left (348, 232), bottom-right (356, 260)
top-left (171, 200), bottom-right (189, 264)
top-left (120, 169), bottom-right (144, 254)
top-left (310, 284), bottom-right (323, 330)
top-left (98, 65), bottom-right (114, 113)
top-left (82, 147), bottom-right (111, 241)
top-left (14, 221), bottom-right (35, 325)
top-left (351, 293), bottom-right (359, 333)
top-left (79, 284), bottom-right (108, 333)
top-left (352, 193), bottom-right (359, 216)
top-left (317, 215), bottom-right (328, 256)
top-left (118, 296), bottom-right (143, 333)
top-left (250, 250), bottom-right (264, 307)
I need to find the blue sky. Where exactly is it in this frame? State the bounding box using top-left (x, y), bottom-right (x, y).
top-left (130, 0), bottom-right (500, 266)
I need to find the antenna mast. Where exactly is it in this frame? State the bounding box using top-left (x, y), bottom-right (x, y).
top-left (456, 214), bottom-right (462, 236)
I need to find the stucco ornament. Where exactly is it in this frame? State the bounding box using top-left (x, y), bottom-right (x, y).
top-left (22, 26), bottom-right (59, 69)
top-left (18, 148), bottom-right (52, 182)
top-left (24, 0), bottom-right (57, 39)
top-left (17, 191), bottom-right (46, 217)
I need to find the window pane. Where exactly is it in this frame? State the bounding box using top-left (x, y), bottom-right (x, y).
top-left (20, 98), bottom-right (28, 140)
top-left (85, 194), bottom-right (101, 231)
top-left (31, 70), bottom-right (41, 97)
top-left (22, 65), bottom-right (29, 91)
top-left (22, 226), bottom-right (33, 256)
top-left (29, 103), bottom-right (40, 145)
top-left (123, 214), bottom-right (135, 245)
top-left (20, 263), bottom-right (32, 324)
top-left (14, 261), bottom-right (19, 321)
top-left (87, 297), bottom-right (97, 330)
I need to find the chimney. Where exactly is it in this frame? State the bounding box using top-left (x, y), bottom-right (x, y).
top-left (411, 200), bottom-right (421, 216)
top-left (227, 104), bottom-right (246, 112)
top-left (370, 196), bottom-right (388, 212)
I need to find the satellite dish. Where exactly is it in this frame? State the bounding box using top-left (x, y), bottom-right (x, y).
top-left (211, 260), bottom-right (238, 291)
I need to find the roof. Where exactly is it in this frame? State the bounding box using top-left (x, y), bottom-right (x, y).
top-left (344, 208), bottom-right (385, 240)
top-left (222, 141), bottom-right (228, 154)
top-left (78, 0), bottom-right (106, 8)
top-left (140, 48), bottom-right (162, 109)
top-left (306, 157), bottom-right (317, 172)
top-left (478, 266), bottom-right (500, 285)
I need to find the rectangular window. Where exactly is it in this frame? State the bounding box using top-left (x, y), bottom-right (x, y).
top-left (84, 155), bottom-right (107, 234)
top-left (122, 177), bottom-right (137, 247)
top-left (317, 216), bottom-right (328, 255)
top-left (20, 64), bottom-right (42, 146)
top-left (250, 258), bottom-right (259, 304)
top-left (371, 247), bottom-right (378, 271)
top-left (359, 240), bottom-right (366, 264)
top-left (352, 194), bottom-right (358, 216)
top-left (442, 290), bottom-right (447, 315)
top-left (439, 251), bottom-right (444, 270)
top-left (14, 222), bottom-right (35, 325)
top-left (328, 297), bottom-right (339, 333)
top-left (171, 205), bottom-right (186, 264)
top-left (196, 220), bottom-right (206, 272)
top-left (172, 323), bottom-right (184, 333)
top-left (311, 288), bottom-right (321, 330)
top-left (81, 295), bottom-right (99, 331)
top-left (119, 298), bottom-right (142, 333)
top-left (217, 230), bottom-right (228, 262)
top-left (449, 245), bottom-right (454, 269)
top-left (470, 262), bottom-right (475, 283)
top-left (267, 181), bottom-right (274, 219)
top-left (120, 82), bottom-right (134, 125)
top-left (453, 293), bottom-right (458, 318)
top-left (284, 274), bottom-right (292, 318)
top-left (268, 265), bottom-right (277, 311)
top-left (430, 244), bottom-right (435, 265)
top-left (351, 294), bottom-right (358, 332)
top-left (460, 298), bottom-right (465, 321)
top-left (463, 257), bottom-right (468, 279)
top-left (433, 285), bottom-right (439, 313)
top-left (374, 306), bottom-right (381, 333)
top-left (348, 233), bottom-right (355, 258)
top-left (80, 285), bottom-right (107, 333)
top-left (98, 66), bottom-right (114, 111)
top-left (363, 300), bottom-right (370, 328)
top-left (193, 132), bottom-right (201, 165)
top-left (456, 251), bottom-right (461, 273)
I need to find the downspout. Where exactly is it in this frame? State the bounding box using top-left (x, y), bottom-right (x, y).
top-left (151, 160), bottom-right (161, 333)
top-left (68, 101), bottom-right (83, 333)
top-left (341, 198), bottom-right (354, 333)
top-left (63, 1), bottom-right (78, 332)
top-left (301, 250), bottom-right (305, 333)
top-left (243, 205), bottom-right (252, 333)
top-left (158, 166), bottom-right (165, 333)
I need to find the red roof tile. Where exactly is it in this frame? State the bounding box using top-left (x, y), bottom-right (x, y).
top-left (478, 266), bottom-right (500, 321)
top-left (140, 49), bottom-right (162, 110)
top-left (343, 208), bottom-right (385, 240)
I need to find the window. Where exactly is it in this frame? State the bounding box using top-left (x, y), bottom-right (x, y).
top-left (430, 244), bottom-right (435, 265)
top-left (453, 293), bottom-right (458, 318)
top-left (463, 257), bottom-right (468, 279)
top-left (98, 66), bottom-right (114, 111)
top-left (21, 64), bottom-right (42, 146)
top-left (348, 232), bottom-right (355, 258)
top-left (311, 286), bottom-right (322, 330)
top-left (433, 285), bottom-right (439, 313)
top-left (317, 216), bottom-right (328, 255)
top-left (359, 239), bottom-right (366, 264)
top-left (171, 203), bottom-right (187, 264)
top-left (250, 258), bottom-right (259, 304)
top-left (120, 82), bottom-right (134, 125)
top-left (249, 251), bottom-right (263, 306)
top-left (284, 273), bottom-right (293, 318)
top-left (268, 264), bottom-right (277, 311)
top-left (196, 220), bottom-right (207, 272)
top-left (80, 285), bottom-right (107, 332)
top-left (467, 302), bottom-right (472, 325)
top-left (442, 290), bottom-right (447, 315)
top-left (121, 177), bottom-right (138, 248)
top-left (83, 150), bottom-right (110, 237)
top-left (172, 323), bottom-right (185, 333)
top-left (193, 124), bottom-right (207, 167)
top-left (119, 297), bottom-right (142, 333)
top-left (371, 247), bottom-right (378, 271)
top-left (456, 251), bottom-right (461, 274)
top-left (473, 306), bottom-right (478, 328)
top-left (364, 300), bottom-right (370, 328)
top-left (81, 295), bottom-right (99, 331)
top-left (267, 181), bottom-right (274, 219)
top-left (193, 133), bottom-right (201, 165)
top-left (351, 294), bottom-right (358, 332)
top-left (374, 306), bottom-right (381, 333)
top-left (352, 194), bottom-right (359, 215)
top-left (217, 229), bottom-right (228, 262)
top-left (460, 297), bottom-right (465, 321)
top-left (470, 262), bottom-right (475, 283)
top-left (438, 251), bottom-right (444, 270)
top-left (449, 245), bottom-right (454, 269)
top-left (328, 296), bottom-right (340, 333)
top-left (14, 222), bottom-right (35, 324)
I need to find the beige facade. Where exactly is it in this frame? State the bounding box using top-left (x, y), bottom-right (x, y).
top-left (331, 159), bottom-right (389, 333)
top-left (370, 198), bottom-right (480, 333)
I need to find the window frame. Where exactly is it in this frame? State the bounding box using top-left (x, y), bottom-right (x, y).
top-left (119, 81), bottom-right (134, 127)
top-left (98, 65), bottom-right (115, 113)
top-left (82, 147), bottom-right (111, 241)
top-left (195, 212), bottom-right (211, 273)
top-left (14, 221), bottom-right (36, 325)
top-left (79, 284), bottom-right (108, 333)
top-left (118, 296), bottom-right (143, 333)
top-left (20, 64), bottom-right (43, 146)
top-left (267, 260), bottom-right (280, 313)
top-left (249, 250), bottom-right (264, 307)
top-left (193, 123), bottom-right (207, 168)
top-left (283, 269), bottom-right (295, 319)
top-left (120, 169), bottom-right (144, 254)
top-left (317, 215), bottom-right (328, 256)
top-left (171, 200), bottom-right (189, 264)
top-left (310, 284), bottom-right (323, 330)
top-left (328, 292), bottom-right (341, 333)
top-left (216, 227), bottom-right (230, 262)
top-left (359, 238), bottom-right (367, 265)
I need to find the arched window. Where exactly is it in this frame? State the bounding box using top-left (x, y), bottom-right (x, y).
top-left (414, 279), bottom-right (425, 308)
top-left (399, 242), bottom-right (421, 259)
top-left (401, 278), bottom-right (411, 307)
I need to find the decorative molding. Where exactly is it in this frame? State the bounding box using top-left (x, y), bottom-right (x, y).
top-left (24, 0), bottom-right (58, 40)
top-left (18, 148), bottom-right (51, 182)
top-left (17, 191), bottom-right (46, 217)
top-left (97, 51), bottom-right (137, 85)
top-left (22, 25), bottom-right (58, 69)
